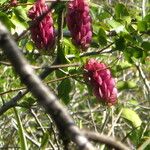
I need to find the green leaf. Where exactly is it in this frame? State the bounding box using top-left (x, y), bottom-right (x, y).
top-left (0, 12), bottom-right (15, 30)
top-left (115, 3), bottom-right (129, 18)
top-left (115, 36), bottom-right (126, 50)
top-left (57, 79), bottom-right (72, 105)
top-left (98, 28), bottom-right (107, 46)
top-left (138, 138), bottom-right (150, 150)
top-left (14, 108), bottom-right (28, 150)
top-left (98, 10), bottom-right (111, 20)
top-left (20, 97), bottom-right (35, 108)
top-left (63, 38), bottom-right (76, 53)
top-left (128, 127), bottom-right (143, 146)
top-left (141, 42), bottom-right (150, 51)
top-left (107, 20), bottom-right (125, 33)
top-left (118, 61), bottom-right (132, 70)
top-left (115, 61), bottom-right (132, 73)
top-left (90, 38), bottom-right (99, 48)
top-left (137, 21), bottom-right (147, 32)
top-left (19, 0), bottom-right (28, 3)
top-left (26, 41), bottom-right (34, 52)
top-left (117, 81), bottom-right (137, 91)
top-left (124, 47), bottom-right (143, 62)
top-left (13, 6), bottom-right (28, 24)
top-left (40, 133), bottom-right (49, 150)
top-left (132, 47), bottom-right (143, 58)
top-left (0, 0), bottom-right (7, 4)
top-left (55, 69), bottom-right (65, 78)
top-left (121, 108), bottom-right (142, 128)
top-left (143, 14), bottom-right (150, 22)
top-left (125, 24), bottom-right (137, 33)
top-left (57, 43), bottom-right (69, 64)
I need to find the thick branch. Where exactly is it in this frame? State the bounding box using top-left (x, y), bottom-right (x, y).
top-left (83, 131), bottom-right (130, 150)
top-left (0, 59), bottom-right (57, 116)
top-left (0, 22), bottom-right (95, 150)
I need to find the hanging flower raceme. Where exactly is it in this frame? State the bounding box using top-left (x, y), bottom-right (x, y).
top-left (84, 59), bottom-right (117, 105)
top-left (66, 0), bottom-right (92, 50)
top-left (28, 0), bottom-right (55, 52)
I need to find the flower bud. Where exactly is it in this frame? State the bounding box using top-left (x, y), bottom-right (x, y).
top-left (84, 59), bottom-right (117, 105)
top-left (66, 0), bottom-right (92, 50)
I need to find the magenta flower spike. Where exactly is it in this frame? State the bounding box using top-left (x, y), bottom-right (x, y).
top-left (66, 0), bottom-right (92, 50)
top-left (28, 0), bottom-right (55, 52)
top-left (84, 59), bottom-right (118, 105)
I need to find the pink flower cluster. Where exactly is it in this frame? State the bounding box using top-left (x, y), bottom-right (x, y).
top-left (28, 0), bottom-right (55, 51)
top-left (84, 59), bottom-right (117, 105)
top-left (66, 0), bottom-right (92, 50)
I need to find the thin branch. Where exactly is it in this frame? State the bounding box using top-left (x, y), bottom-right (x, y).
top-left (0, 61), bottom-right (11, 66)
top-left (142, 0), bottom-right (147, 17)
top-left (30, 109), bottom-right (56, 150)
top-left (0, 90), bottom-right (28, 115)
top-left (46, 114), bottom-right (61, 150)
top-left (108, 108), bottom-right (123, 136)
top-left (0, 22), bottom-right (95, 150)
top-left (135, 63), bottom-right (150, 96)
top-left (67, 42), bottom-right (114, 60)
top-left (0, 73), bottom-right (80, 96)
top-left (100, 108), bottom-right (110, 133)
top-left (0, 88), bottom-right (26, 96)
top-left (100, 108), bottom-right (123, 150)
top-left (87, 100), bottom-right (98, 132)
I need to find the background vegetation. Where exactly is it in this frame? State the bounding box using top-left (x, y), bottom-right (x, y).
top-left (0, 0), bottom-right (149, 149)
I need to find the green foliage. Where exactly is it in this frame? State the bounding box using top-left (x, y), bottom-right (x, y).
top-left (121, 108), bottom-right (142, 128)
top-left (40, 133), bottom-right (49, 150)
top-left (98, 28), bottom-right (107, 46)
top-left (57, 79), bottom-right (72, 105)
top-left (0, 0), bottom-right (149, 149)
top-left (117, 80), bottom-right (137, 91)
top-left (0, 12), bottom-right (15, 30)
top-left (115, 3), bottom-right (129, 19)
top-left (14, 108), bottom-right (28, 150)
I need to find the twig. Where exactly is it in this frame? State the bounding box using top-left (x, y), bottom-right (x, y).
top-left (43, 63), bottom-right (80, 70)
top-left (142, 0), bottom-right (147, 17)
top-left (0, 90), bottom-right (28, 115)
top-left (12, 117), bottom-right (41, 147)
top-left (108, 108), bottom-right (123, 136)
top-left (100, 108), bottom-right (123, 150)
top-left (0, 22), bottom-right (95, 150)
top-left (46, 114), bottom-right (61, 150)
top-left (30, 109), bottom-right (56, 150)
top-left (87, 100), bottom-right (98, 132)
top-left (67, 42), bottom-right (114, 59)
top-left (100, 108), bottom-right (110, 133)
top-left (0, 73), bottom-right (80, 96)
top-left (0, 61), bottom-right (11, 66)
top-left (135, 63), bottom-right (150, 96)
top-left (0, 88), bottom-right (26, 96)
